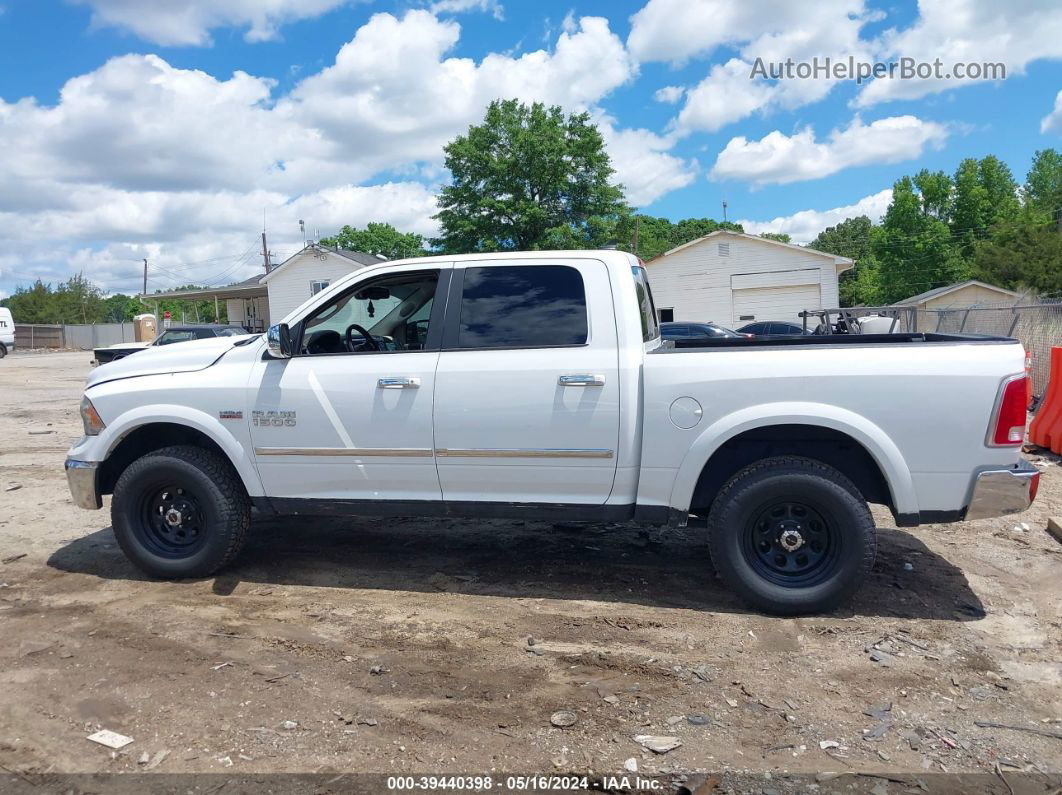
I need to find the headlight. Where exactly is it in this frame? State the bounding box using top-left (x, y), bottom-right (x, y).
top-left (80, 396), bottom-right (106, 436)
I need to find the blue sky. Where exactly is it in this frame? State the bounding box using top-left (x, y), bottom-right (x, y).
top-left (0, 0), bottom-right (1060, 297)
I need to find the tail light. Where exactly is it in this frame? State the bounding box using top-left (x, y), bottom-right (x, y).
top-left (987, 374), bottom-right (1029, 447)
top-left (1024, 349), bottom-right (1033, 408)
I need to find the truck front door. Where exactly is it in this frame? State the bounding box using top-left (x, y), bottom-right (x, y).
top-left (248, 267), bottom-right (446, 503)
top-left (432, 260), bottom-right (621, 506)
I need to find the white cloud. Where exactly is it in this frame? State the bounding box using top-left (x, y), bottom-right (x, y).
top-left (1041, 89), bottom-right (1062, 134)
top-left (280, 11), bottom-right (635, 177)
top-left (629, 0), bottom-right (878, 134)
top-left (737, 188), bottom-right (893, 244)
top-left (674, 58), bottom-right (779, 133)
top-left (855, 0), bottom-right (1062, 107)
top-left (0, 10), bottom-right (681, 295)
top-left (594, 117), bottom-right (696, 206)
top-left (627, 0), bottom-right (867, 66)
top-left (428, 0), bottom-right (504, 21)
top-left (70, 0), bottom-right (349, 46)
top-left (653, 85), bottom-right (685, 104)
top-left (710, 115), bottom-right (950, 186)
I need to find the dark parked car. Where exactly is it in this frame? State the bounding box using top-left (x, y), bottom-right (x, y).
top-left (661, 321), bottom-right (746, 341)
top-left (735, 321), bottom-right (809, 336)
top-left (93, 324), bottom-right (249, 366)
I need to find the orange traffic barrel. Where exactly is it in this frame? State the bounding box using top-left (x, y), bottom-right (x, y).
top-left (1030, 347), bottom-right (1062, 452)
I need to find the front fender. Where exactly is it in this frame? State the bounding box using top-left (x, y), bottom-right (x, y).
top-left (668, 401), bottom-right (917, 515)
top-left (69, 404), bottom-right (265, 497)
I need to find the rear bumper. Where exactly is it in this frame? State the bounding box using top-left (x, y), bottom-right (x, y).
top-left (65, 459), bottom-right (102, 510)
top-left (965, 461), bottom-right (1039, 521)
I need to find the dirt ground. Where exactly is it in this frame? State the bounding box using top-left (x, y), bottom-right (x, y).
top-left (1, 350), bottom-right (1060, 791)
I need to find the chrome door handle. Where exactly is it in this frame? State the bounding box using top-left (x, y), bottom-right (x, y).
top-left (558, 374), bottom-right (605, 386)
top-left (378, 377), bottom-right (420, 389)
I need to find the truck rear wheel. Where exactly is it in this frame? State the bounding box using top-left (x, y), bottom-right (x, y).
top-left (111, 445), bottom-right (249, 578)
top-left (706, 456), bottom-right (875, 615)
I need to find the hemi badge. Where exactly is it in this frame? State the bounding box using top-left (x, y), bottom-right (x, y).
top-left (219, 410), bottom-right (243, 420)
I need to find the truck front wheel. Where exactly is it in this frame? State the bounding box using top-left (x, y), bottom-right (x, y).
top-left (111, 445), bottom-right (250, 578)
top-left (706, 456), bottom-right (875, 616)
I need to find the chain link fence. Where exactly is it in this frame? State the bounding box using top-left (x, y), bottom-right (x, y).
top-left (917, 302), bottom-right (1062, 398)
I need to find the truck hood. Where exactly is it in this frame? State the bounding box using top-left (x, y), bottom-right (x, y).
top-left (87, 336), bottom-right (250, 388)
top-left (103, 340), bottom-right (150, 350)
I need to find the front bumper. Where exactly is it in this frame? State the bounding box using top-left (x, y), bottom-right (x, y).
top-left (965, 461), bottom-right (1039, 521)
top-left (65, 459), bottom-right (102, 510)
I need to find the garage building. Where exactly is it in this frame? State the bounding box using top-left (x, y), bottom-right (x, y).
top-left (645, 230), bottom-right (854, 328)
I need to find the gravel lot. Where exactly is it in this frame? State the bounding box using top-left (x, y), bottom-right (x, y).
top-left (1, 350), bottom-right (1060, 790)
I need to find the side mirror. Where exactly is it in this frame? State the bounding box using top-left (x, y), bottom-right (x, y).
top-left (266, 323), bottom-right (293, 359)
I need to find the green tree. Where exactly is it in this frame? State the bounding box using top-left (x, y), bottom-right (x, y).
top-left (1022, 148), bottom-right (1062, 220)
top-left (759, 232), bottom-right (791, 243)
top-left (913, 169), bottom-right (952, 220)
top-left (433, 99), bottom-right (627, 252)
top-left (974, 210), bottom-right (1062, 294)
top-left (950, 156), bottom-right (1019, 261)
top-left (320, 222), bottom-right (426, 259)
top-left (102, 293), bottom-right (145, 322)
top-left (614, 215), bottom-right (743, 261)
top-left (809, 216), bottom-right (881, 306)
top-left (873, 176), bottom-right (968, 304)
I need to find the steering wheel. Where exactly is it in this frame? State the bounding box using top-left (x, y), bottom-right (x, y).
top-left (344, 323), bottom-right (380, 351)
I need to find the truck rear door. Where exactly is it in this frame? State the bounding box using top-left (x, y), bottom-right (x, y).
top-left (432, 259), bottom-right (621, 505)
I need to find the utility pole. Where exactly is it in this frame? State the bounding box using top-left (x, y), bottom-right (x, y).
top-left (722, 199), bottom-right (728, 223)
top-left (142, 258), bottom-right (148, 295)
top-left (261, 231), bottom-right (271, 272)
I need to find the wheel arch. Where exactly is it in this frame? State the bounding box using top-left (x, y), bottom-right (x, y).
top-left (670, 402), bottom-right (917, 517)
top-left (97, 408), bottom-right (263, 498)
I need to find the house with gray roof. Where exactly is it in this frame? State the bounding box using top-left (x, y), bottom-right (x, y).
top-left (154, 243), bottom-right (386, 332)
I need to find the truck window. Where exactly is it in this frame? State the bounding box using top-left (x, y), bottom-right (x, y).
top-left (455, 265), bottom-right (587, 349)
top-left (631, 265), bottom-right (659, 342)
top-left (300, 270), bottom-right (439, 355)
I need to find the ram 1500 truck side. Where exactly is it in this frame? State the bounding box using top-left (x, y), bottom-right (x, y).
top-left (65, 251), bottom-right (1038, 614)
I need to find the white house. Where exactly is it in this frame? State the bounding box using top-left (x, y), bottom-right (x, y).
top-left (157, 244), bottom-right (384, 332)
top-left (260, 244), bottom-right (383, 323)
top-left (645, 230), bottom-right (854, 327)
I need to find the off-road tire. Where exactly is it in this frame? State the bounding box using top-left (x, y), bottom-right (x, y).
top-left (706, 455), bottom-right (875, 615)
top-left (111, 445), bottom-right (250, 578)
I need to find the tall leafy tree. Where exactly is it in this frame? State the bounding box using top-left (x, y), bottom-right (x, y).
top-left (433, 99), bottom-right (627, 252)
top-left (809, 216), bottom-right (880, 306)
top-left (975, 149), bottom-right (1062, 294)
top-left (950, 156), bottom-right (1019, 260)
top-left (1022, 148), bottom-right (1062, 220)
top-left (615, 215), bottom-right (743, 261)
top-left (873, 176), bottom-right (968, 304)
top-left (320, 222), bottom-right (426, 259)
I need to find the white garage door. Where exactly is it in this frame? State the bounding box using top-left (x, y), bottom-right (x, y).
top-left (732, 284), bottom-right (821, 326)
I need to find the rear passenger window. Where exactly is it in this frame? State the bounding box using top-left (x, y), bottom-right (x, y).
top-left (456, 265), bottom-right (587, 349)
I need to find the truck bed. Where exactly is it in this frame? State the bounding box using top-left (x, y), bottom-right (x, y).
top-left (662, 332), bottom-right (1016, 350)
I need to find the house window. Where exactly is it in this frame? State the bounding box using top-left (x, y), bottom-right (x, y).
top-left (310, 279), bottom-right (330, 296)
top-left (658, 308), bottom-right (674, 323)
top-left (718, 243), bottom-right (730, 257)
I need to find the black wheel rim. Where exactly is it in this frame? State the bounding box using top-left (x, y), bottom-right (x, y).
top-left (136, 484), bottom-right (207, 559)
top-left (742, 499), bottom-right (839, 587)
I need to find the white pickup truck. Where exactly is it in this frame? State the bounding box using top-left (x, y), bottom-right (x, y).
top-left (65, 250), bottom-right (1038, 614)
